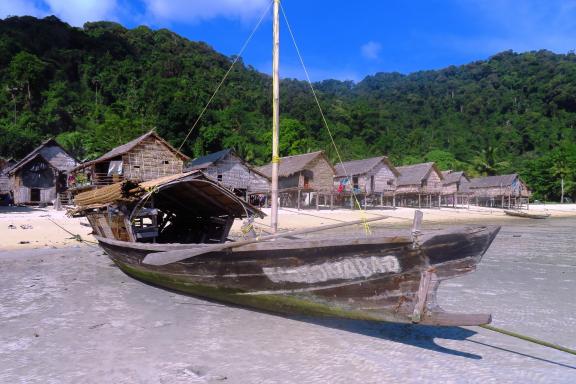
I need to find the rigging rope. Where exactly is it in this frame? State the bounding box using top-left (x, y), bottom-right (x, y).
top-left (280, 2), bottom-right (371, 235)
top-left (177, 0), bottom-right (273, 152)
top-left (479, 324), bottom-right (576, 356)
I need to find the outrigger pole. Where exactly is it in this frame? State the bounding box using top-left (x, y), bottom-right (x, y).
top-left (270, 0), bottom-right (280, 233)
top-left (479, 324), bottom-right (576, 356)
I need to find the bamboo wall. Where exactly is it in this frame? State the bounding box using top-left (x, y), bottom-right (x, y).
top-left (335, 162), bottom-right (396, 194)
top-left (305, 156), bottom-right (335, 192)
top-left (123, 137), bottom-right (184, 181)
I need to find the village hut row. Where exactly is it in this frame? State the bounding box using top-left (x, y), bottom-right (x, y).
top-left (0, 130), bottom-right (531, 209)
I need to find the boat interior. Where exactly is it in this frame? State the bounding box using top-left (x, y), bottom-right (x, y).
top-left (79, 173), bottom-right (263, 245)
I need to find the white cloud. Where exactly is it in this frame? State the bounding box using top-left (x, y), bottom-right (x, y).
top-left (361, 41), bottom-right (382, 60)
top-left (143, 0), bottom-right (270, 24)
top-left (0, 0), bottom-right (44, 19)
top-left (43, 0), bottom-right (119, 26)
top-left (442, 0), bottom-right (576, 54)
top-left (0, 0), bottom-right (120, 26)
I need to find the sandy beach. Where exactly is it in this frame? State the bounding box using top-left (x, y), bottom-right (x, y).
top-left (1, 204), bottom-right (575, 250)
top-left (1, 217), bottom-right (575, 383)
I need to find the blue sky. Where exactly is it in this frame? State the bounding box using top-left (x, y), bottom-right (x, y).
top-left (2, 0), bottom-right (576, 81)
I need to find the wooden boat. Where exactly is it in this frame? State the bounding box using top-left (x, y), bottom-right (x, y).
top-left (504, 210), bottom-right (550, 219)
top-left (73, 0), bottom-right (500, 327)
top-left (74, 171), bottom-right (500, 326)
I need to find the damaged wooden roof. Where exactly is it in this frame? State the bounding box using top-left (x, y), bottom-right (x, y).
top-left (256, 151), bottom-right (334, 178)
top-left (334, 156), bottom-right (399, 177)
top-left (8, 138), bottom-right (78, 174)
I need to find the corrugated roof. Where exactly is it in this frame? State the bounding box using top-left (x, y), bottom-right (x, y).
top-left (9, 138), bottom-right (78, 174)
top-left (334, 156), bottom-right (399, 177)
top-left (75, 130), bottom-right (189, 170)
top-left (256, 151), bottom-right (334, 178)
top-left (185, 149), bottom-right (232, 170)
top-left (468, 174), bottom-right (519, 188)
top-left (441, 170), bottom-right (469, 185)
top-left (396, 162), bottom-right (441, 186)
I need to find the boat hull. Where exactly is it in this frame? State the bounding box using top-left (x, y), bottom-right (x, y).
top-left (96, 225), bottom-right (500, 326)
top-left (504, 210), bottom-right (550, 219)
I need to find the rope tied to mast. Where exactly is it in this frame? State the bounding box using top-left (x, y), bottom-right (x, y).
top-left (280, 2), bottom-right (371, 236)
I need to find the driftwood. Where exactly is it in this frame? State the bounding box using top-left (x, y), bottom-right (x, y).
top-left (142, 215), bottom-right (390, 266)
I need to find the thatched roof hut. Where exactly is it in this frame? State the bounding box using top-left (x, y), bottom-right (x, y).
top-left (256, 151), bottom-right (335, 192)
top-left (468, 174), bottom-right (531, 198)
top-left (334, 156), bottom-right (399, 194)
top-left (441, 170), bottom-right (471, 195)
top-left (395, 162), bottom-right (443, 194)
top-left (72, 130), bottom-right (188, 187)
top-left (8, 139), bottom-right (79, 204)
top-left (185, 148), bottom-right (269, 195)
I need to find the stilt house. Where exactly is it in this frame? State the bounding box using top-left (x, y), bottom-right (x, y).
top-left (256, 151), bottom-right (335, 208)
top-left (71, 131), bottom-right (188, 189)
top-left (0, 158), bottom-right (17, 204)
top-left (334, 156), bottom-right (399, 207)
top-left (441, 170), bottom-right (472, 207)
top-left (8, 139), bottom-right (79, 205)
top-left (468, 174), bottom-right (531, 208)
top-left (184, 148), bottom-right (270, 199)
top-left (395, 162), bottom-right (444, 208)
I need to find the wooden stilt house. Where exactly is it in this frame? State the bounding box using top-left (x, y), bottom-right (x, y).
top-left (334, 156), bottom-right (399, 208)
top-left (395, 162), bottom-right (444, 208)
top-left (441, 170), bottom-right (472, 207)
top-left (71, 131), bottom-right (188, 191)
top-left (0, 158), bottom-right (17, 204)
top-left (256, 151), bottom-right (335, 209)
top-left (184, 148), bottom-right (270, 201)
top-left (468, 174), bottom-right (531, 208)
top-left (8, 139), bottom-right (79, 205)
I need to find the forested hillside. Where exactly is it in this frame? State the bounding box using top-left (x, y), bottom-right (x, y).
top-left (0, 16), bottom-right (575, 200)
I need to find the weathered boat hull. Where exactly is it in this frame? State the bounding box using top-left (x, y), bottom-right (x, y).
top-left (96, 225), bottom-right (500, 326)
top-left (504, 210), bottom-right (550, 219)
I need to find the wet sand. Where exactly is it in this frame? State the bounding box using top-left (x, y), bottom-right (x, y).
top-left (1, 218), bottom-right (575, 383)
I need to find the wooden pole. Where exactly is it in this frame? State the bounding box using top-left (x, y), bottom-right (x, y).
top-left (297, 189), bottom-right (301, 211)
top-left (270, 0), bottom-right (280, 233)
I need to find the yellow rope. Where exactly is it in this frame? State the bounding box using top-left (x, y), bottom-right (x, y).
top-left (280, 3), bottom-right (370, 235)
top-left (177, 1), bottom-right (272, 152)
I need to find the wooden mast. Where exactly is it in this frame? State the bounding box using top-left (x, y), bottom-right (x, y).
top-left (271, 0), bottom-right (280, 232)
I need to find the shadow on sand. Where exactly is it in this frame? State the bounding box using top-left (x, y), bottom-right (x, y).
top-left (295, 316), bottom-right (482, 359)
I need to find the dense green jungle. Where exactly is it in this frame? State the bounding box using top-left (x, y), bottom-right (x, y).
top-left (0, 16), bottom-right (575, 200)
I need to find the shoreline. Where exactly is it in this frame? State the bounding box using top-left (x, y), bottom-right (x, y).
top-left (1, 204), bottom-right (575, 250)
